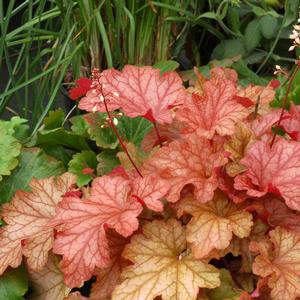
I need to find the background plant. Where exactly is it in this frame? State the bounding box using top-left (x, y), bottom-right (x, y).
top-left (1, 0), bottom-right (299, 133)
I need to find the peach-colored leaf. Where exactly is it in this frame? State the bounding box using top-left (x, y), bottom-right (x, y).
top-left (98, 65), bottom-right (186, 124)
top-left (112, 219), bottom-right (220, 300)
top-left (64, 292), bottom-right (88, 300)
top-left (143, 131), bottom-right (227, 203)
top-left (52, 175), bottom-right (142, 288)
top-left (252, 227), bottom-right (300, 300)
top-left (0, 173), bottom-right (76, 274)
top-left (176, 68), bottom-right (248, 138)
top-left (132, 174), bottom-right (170, 212)
top-left (177, 191), bottom-right (253, 258)
top-left (90, 230), bottom-right (128, 300)
top-left (234, 139), bottom-right (300, 210)
top-left (28, 253), bottom-right (71, 300)
top-left (224, 122), bottom-right (255, 177)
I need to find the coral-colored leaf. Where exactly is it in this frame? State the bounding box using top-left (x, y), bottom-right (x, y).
top-left (176, 68), bottom-right (248, 138)
top-left (143, 131), bottom-right (227, 203)
top-left (112, 219), bottom-right (220, 300)
top-left (248, 196), bottom-right (300, 232)
top-left (252, 227), bottom-right (300, 300)
top-left (234, 139), bottom-right (300, 210)
top-left (0, 173), bottom-right (76, 275)
top-left (132, 174), bottom-right (170, 212)
top-left (250, 110), bottom-right (281, 140)
top-left (90, 230), bottom-right (129, 300)
top-left (217, 168), bottom-right (249, 204)
top-left (177, 191), bottom-right (253, 258)
top-left (28, 253), bottom-right (71, 300)
top-left (237, 84), bottom-right (275, 110)
top-left (281, 103), bottom-right (300, 141)
top-left (52, 175), bottom-right (142, 288)
top-left (141, 119), bottom-right (183, 151)
top-left (98, 65), bottom-right (186, 123)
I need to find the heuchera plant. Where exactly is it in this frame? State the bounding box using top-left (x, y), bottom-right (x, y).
top-left (2, 62), bottom-right (300, 300)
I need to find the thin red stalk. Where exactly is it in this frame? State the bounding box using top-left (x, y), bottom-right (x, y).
top-left (102, 98), bottom-right (143, 178)
top-left (270, 62), bottom-right (300, 148)
top-left (153, 120), bottom-right (163, 147)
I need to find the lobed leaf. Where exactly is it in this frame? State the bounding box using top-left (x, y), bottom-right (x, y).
top-left (252, 227), bottom-right (300, 300)
top-left (177, 191), bottom-right (253, 258)
top-left (0, 173), bottom-right (76, 274)
top-left (176, 67), bottom-right (248, 138)
top-left (52, 176), bottom-right (143, 288)
top-left (234, 138), bottom-right (300, 210)
top-left (112, 219), bottom-right (220, 300)
top-left (143, 131), bottom-right (227, 203)
top-left (28, 254), bottom-right (70, 300)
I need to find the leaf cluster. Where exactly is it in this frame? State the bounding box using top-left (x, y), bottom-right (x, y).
top-left (2, 63), bottom-right (300, 300)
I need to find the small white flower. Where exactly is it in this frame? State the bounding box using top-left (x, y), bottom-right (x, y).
top-left (113, 118), bottom-right (119, 126)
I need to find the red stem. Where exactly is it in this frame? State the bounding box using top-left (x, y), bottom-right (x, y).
top-left (102, 98), bottom-right (143, 178)
top-left (270, 62), bottom-right (300, 148)
top-left (153, 120), bottom-right (163, 147)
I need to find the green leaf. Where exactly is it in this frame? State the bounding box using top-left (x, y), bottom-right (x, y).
top-left (232, 60), bottom-right (268, 85)
top-left (81, 113), bottom-right (153, 149)
top-left (86, 113), bottom-right (119, 149)
top-left (260, 15), bottom-right (279, 39)
top-left (153, 60), bottom-right (180, 75)
top-left (96, 150), bottom-right (120, 176)
top-left (69, 115), bottom-right (89, 137)
top-left (118, 115), bottom-right (153, 147)
top-left (0, 126), bottom-right (22, 182)
top-left (68, 151), bottom-right (97, 187)
top-left (0, 266), bottom-right (28, 300)
top-left (283, 0), bottom-right (300, 27)
top-left (43, 145), bottom-right (72, 167)
top-left (29, 127), bottom-right (90, 151)
top-left (212, 39), bottom-right (246, 60)
top-left (227, 7), bottom-right (241, 35)
top-left (0, 147), bottom-right (64, 203)
top-left (0, 116), bottom-right (28, 135)
top-left (207, 269), bottom-right (242, 300)
top-left (43, 108), bottom-right (65, 130)
top-left (244, 19), bottom-right (262, 52)
top-left (252, 5), bottom-right (280, 17)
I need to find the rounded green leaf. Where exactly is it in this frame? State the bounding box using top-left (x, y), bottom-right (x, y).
top-left (0, 127), bottom-right (22, 182)
top-left (212, 39), bottom-right (246, 60)
top-left (260, 15), bottom-right (279, 39)
top-left (0, 147), bottom-right (64, 203)
top-left (68, 151), bottom-right (97, 187)
top-left (244, 19), bottom-right (262, 52)
top-left (0, 266), bottom-right (28, 300)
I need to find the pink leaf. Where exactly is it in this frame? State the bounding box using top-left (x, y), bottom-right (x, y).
top-left (132, 174), bottom-right (170, 212)
top-left (281, 103), bottom-right (300, 141)
top-left (176, 68), bottom-right (248, 138)
top-left (52, 175), bottom-right (143, 288)
top-left (98, 65), bottom-right (186, 123)
top-left (234, 138), bottom-right (300, 210)
top-left (143, 131), bottom-right (227, 203)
